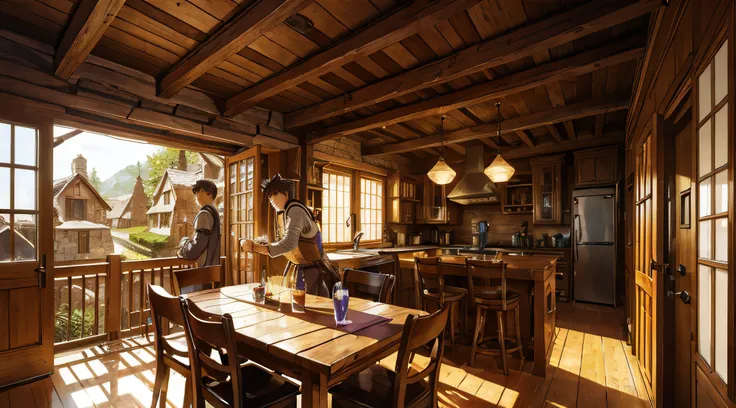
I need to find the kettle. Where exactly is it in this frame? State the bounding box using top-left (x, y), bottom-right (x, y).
top-left (477, 221), bottom-right (488, 250)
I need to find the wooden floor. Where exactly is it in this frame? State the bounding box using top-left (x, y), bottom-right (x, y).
top-left (0, 302), bottom-right (651, 408)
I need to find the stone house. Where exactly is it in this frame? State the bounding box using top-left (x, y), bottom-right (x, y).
top-left (53, 155), bottom-right (113, 262)
top-left (106, 176), bottom-right (149, 229)
top-left (146, 153), bottom-right (224, 256)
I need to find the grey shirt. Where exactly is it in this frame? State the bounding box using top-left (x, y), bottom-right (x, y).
top-left (268, 205), bottom-right (315, 257)
top-left (179, 204), bottom-right (220, 266)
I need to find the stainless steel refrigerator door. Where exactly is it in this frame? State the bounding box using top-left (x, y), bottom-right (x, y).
top-left (574, 244), bottom-right (616, 305)
top-left (575, 194), bottom-right (615, 243)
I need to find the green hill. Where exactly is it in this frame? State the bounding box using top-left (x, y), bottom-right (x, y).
top-left (99, 162), bottom-right (150, 199)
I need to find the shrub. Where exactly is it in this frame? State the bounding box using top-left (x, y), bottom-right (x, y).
top-left (130, 231), bottom-right (169, 251)
top-left (54, 304), bottom-right (104, 343)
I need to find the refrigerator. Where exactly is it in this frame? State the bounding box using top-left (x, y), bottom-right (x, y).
top-left (573, 187), bottom-right (617, 306)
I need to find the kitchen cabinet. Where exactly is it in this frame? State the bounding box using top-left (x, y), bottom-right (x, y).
top-left (573, 147), bottom-right (617, 186)
top-left (501, 172), bottom-right (533, 215)
top-left (387, 171), bottom-right (422, 224)
top-left (423, 176), bottom-right (462, 224)
top-left (530, 155), bottom-right (563, 225)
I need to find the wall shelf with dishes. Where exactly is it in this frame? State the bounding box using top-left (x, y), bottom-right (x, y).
top-left (501, 173), bottom-right (533, 214)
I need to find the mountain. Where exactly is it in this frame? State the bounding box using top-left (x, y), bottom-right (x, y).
top-left (99, 162), bottom-right (151, 199)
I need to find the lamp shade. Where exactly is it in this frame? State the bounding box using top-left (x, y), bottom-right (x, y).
top-left (427, 157), bottom-right (456, 185)
top-left (484, 153), bottom-right (515, 183)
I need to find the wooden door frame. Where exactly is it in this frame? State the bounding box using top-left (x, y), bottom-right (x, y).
top-left (0, 104), bottom-right (55, 387)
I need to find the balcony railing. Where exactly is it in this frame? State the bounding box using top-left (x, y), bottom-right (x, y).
top-left (53, 255), bottom-right (225, 353)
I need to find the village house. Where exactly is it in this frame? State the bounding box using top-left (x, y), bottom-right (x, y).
top-left (146, 152), bottom-right (223, 256)
top-left (106, 175), bottom-right (149, 229)
top-left (53, 155), bottom-right (113, 262)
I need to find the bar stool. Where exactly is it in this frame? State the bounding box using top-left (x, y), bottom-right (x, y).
top-left (466, 258), bottom-right (523, 374)
top-left (414, 256), bottom-right (466, 354)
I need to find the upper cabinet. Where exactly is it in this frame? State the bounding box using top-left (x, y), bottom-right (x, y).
top-left (573, 147), bottom-right (618, 187)
top-left (422, 176), bottom-right (462, 224)
top-left (530, 155), bottom-right (564, 225)
top-left (387, 171), bottom-right (422, 224)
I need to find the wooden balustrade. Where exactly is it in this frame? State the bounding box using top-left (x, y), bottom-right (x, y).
top-left (53, 255), bottom-right (226, 353)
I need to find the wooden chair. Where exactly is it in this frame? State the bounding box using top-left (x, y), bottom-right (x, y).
top-left (466, 259), bottom-right (523, 374)
top-left (147, 284), bottom-right (192, 408)
top-left (330, 303), bottom-right (450, 408)
top-left (181, 297), bottom-right (300, 408)
top-left (172, 265), bottom-right (223, 296)
top-left (342, 268), bottom-right (395, 303)
top-left (414, 256), bottom-right (466, 353)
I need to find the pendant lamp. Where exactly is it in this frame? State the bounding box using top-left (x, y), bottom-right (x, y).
top-left (484, 102), bottom-right (515, 183)
top-left (427, 116), bottom-right (456, 185)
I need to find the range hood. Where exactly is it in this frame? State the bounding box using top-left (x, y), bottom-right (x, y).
top-left (447, 144), bottom-right (500, 205)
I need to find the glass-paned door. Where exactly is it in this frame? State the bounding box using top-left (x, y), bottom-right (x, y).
top-left (225, 146), bottom-right (262, 284)
top-left (0, 110), bottom-right (54, 387)
top-left (695, 40), bottom-right (730, 386)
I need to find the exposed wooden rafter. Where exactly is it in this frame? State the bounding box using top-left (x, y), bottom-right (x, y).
top-left (223, 0), bottom-right (483, 116)
top-left (158, 0), bottom-right (312, 99)
top-left (502, 130), bottom-right (625, 160)
top-left (284, 0), bottom-right (661, 128)
top-left (55, 0), bottom-right (126, 79)
top-left (53, 129), bottom-right (83, 147)
top-left (307, 42), bottom-right (644, 143)
top-left (362, 96), bottom-right (629, 157)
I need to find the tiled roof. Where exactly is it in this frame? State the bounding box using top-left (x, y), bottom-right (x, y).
top-left (107, 196), bottom-right (131, 219)
top-left (55, 220), bottom-right (110, 230)
top-left (166, 168), bottom-right (203, 188)
top-left (146, 202), bottom-right (175, 215)
top-left (52, 176), bottom-right (73, 197)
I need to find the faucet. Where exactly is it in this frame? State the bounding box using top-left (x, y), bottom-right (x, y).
top-left (353, 231), bottom-right (364, 250)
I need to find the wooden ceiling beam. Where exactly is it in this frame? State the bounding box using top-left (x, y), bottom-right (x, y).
top-left (223, 0), bottom-right (482, 116)
top-left (53, 129), bottom-right (83, 147)
top-left (285, 0), bottom-right (661, 128)
top-left (362, 96), bottom-right (628, 157)
top-left (158, 0), bottom-right (312, 99)
top-left (307, 40), bottom-right (644, 143)
top-left (515, 130), bottom-right (535, 148)
top-left (55, 0), bottom-right (126, 79)
top-left (501, 130), bottom-right (625, 160)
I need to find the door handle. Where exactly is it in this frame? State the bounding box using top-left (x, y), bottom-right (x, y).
top-left (35, 254), bottom-right (46, 289)
top-left (676, 291), bottom-right (691, 304)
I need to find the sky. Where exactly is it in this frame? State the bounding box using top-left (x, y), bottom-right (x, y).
top-left (53, 126), bottom-right (161, 181)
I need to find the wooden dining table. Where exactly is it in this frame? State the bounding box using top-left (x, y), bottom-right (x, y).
top-left (183, 283), bottom-right (426, 408)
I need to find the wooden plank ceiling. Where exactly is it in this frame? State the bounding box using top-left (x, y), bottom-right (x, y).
top-left (0, 0), bottom-right (661, 160)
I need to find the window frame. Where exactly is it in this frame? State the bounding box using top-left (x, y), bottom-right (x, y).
top-left (692, 33), bottom-right (734, 399)
top-left (321, 165), bottom-right (385, 249)
top-left (78, 230), bottom-right (89, 254)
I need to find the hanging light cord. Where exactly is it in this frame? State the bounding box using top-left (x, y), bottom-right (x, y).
top-left (440, 116), bottom-right (445, 159)
top-left (496, 102), bottom-right (502, 155)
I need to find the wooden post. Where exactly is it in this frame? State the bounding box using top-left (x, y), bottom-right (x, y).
top-left (105, 254), bottom-right (122, 342)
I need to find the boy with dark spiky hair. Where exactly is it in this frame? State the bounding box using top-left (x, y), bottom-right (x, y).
top-left (242, 174), bottom-right (339, 297)
top-left (177, 179), bottom-right (221, 266)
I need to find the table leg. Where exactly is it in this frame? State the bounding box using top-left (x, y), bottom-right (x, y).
top-left (301, 372), bottom-right (328, 408)
top-left (532, 280), bottom-right (546, 377)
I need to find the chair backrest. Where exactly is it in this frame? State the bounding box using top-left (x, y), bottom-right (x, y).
top-left (414, 256), bottom-right (445, 304)
top-left (147, 284), bottom-right (189, 362)
top-left (342, 269), bottom-right (394, 303)
top-left (393, 303), bottom-right (450, 408)
top-left (182, 297), bottom-right (242, 408)
top-left (466, 258), bottom-right (508, 303)
top-left (172, 265), bottom-right (223, 296)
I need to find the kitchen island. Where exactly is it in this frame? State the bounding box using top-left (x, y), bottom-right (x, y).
top-left (380, 246), bottom-right (557, 377)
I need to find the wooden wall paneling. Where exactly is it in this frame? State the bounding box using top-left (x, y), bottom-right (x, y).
top-left (55, 0), bottom-right (126, 79)
top-left (157, 0), bottom-right (312, 98)
top-left (306, 41), bottom-right (644, 143)
top-left (223, 0), bottom-right (483, 116)
top-left (284, 0), bottom-right (660, 129)
top-left (0, 290), bottom-right (7, 351)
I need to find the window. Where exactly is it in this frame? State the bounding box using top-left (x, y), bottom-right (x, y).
top-left (163, 191), bottom-right (170, 205)
top-left (78, 231), bottom-right (89, 254)
top-left (360, 177), bottom-right (383, 241)
top-left (66, 198), bottom-right (85, 220)
top-left (696, 40), bottom-right (729, 384)
top-left (160, 213), bottom-right (171, 228)
top-left (322, 171), bottom-right (351, 243)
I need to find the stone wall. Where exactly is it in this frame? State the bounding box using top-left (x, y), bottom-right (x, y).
top-left (315, 138), bottom-right (399, 170)
top-left (54, 229), bottom-right (114, 261)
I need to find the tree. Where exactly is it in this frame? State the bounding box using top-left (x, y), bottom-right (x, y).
top-left (89, 167), bottom-right (102, 190)
top-left (144, 148), bottom-right (198, 197)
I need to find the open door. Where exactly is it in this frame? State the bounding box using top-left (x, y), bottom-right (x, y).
top-left (0, 108), bottom-right (54, 387)
top-left (224, 145), bottom-right (264, 285)
top-left (633, 113), bottom-right (667, 406)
